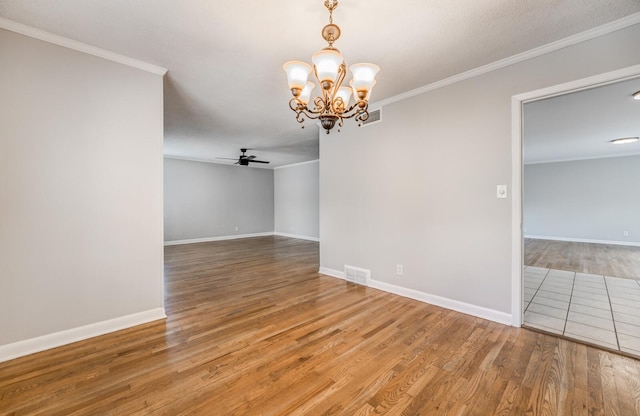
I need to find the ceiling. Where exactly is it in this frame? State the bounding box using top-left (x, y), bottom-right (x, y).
top-left (524, 77), bottom-right (640, 164)
top-left (1, 1), bottom-right (640, 168)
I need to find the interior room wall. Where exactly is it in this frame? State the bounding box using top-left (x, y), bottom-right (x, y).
top-left (319, 23), bottom-right (640, 323)
top-left (524, 155), bottom-right (640, 245)
top-left (274, 161), bottom-right (319, 241)
top-left (164, 158), bottom-right (274, 243)
top-left (0, 29), bottom-right (165, 354)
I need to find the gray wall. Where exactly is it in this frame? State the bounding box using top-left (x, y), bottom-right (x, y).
top-left (164, 158), bottom-right (274, 242)
top-left (524, 156), bottom-right (640, 244)
top-left (274, 161), bottom-right (319, 239)
top-left (320, 23), bottom-right (640, 317)
top-left (0, 29), bottom-right (165, 345)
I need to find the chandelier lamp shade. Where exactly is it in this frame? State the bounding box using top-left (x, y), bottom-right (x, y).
top-left (283, 0), bottom-right (380, 134)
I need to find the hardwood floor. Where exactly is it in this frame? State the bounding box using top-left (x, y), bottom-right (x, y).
top-left (2, 236), bottom-right (640, 415)
top-left (525, 238), bottom-right (640, 280)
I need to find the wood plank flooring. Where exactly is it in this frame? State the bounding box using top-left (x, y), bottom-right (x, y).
top-left (2, 236), bottom-right (640, 415)
top-left (525, 239), bottom-right (640, 280)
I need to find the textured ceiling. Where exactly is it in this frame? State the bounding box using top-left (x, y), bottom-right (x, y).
top-left (1, 0), bottom-right (640, 167)
top-left (524, 77), bottom-right (640, 164)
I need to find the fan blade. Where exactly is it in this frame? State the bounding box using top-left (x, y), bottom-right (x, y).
top-left (247, 155), bottom-right (257, 160)
top-left (216, 157), bottom-right (239, 160)
top-left (249, 160), bottom-right (270, 164)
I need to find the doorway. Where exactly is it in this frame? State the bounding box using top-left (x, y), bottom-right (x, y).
top-left (511, 64), bottom-right (640, 357)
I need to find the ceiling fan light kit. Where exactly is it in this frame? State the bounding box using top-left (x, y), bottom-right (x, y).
top-left (633, 90), bottom-right (640, 100)
top-left (283, 0), bottom-right (379, 134)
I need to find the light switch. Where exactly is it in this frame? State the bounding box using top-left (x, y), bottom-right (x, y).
top-left (497, 185), bottom-right (507, 199)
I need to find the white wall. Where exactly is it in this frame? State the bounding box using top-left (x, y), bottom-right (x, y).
top-left (320, 23), bottom-right (640, 322)
top-left (524, 155), bottom-right (640, 244)
top-left (0, 29), bottom-right (165, 353)
top-left (164, 158), bottom-right (274, 242)
top-left (274, 161), bottom-right (319, 240)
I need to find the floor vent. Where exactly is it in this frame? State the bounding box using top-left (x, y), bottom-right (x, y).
top-left (344, 265), bottom-right (370, 286)
top-left (362, 108), bottom-right (382, 126)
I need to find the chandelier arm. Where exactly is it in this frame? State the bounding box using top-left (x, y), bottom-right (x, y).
top-left (295, 110), bottom-right (309, 125)
top-left (288, 97), bottom-right (329, 117)
top-left (293, 107), bottom-right (319, 128)
top-left (288, 97), bottom-right (304, 112)
top-left (313, 64), bottom-right (325, 97)
top-left (354, 107), bottom-right (370, 125)
top-left (319, 88), bottom-right (328, 112)
top-left (338, 101), bottom-right (369, 120)
top-left (295, 111), bottom-right (306, 125)
top-left (334, 97), bottom-right (345, 114)
top-left (312, 96), bottom-right (328, 114)
top-left (296, 106), bottom-right (325, 121)
top-left (330, 63), bottom-right (347, 113)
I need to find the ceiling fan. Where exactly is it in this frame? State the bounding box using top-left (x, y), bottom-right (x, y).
top-left (218, 148), bottom-right (270, 166)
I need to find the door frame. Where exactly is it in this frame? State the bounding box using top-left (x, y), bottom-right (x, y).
top-left (510, 63), bottom-right (640, 327)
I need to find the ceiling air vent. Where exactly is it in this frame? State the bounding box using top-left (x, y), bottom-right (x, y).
top-left (362, 108), bottom-right (382, 126)
top-left (344, 265), bottom-right (370, 286)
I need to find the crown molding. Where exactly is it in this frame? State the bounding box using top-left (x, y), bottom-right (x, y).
top-left (525, 152), bottom-right (640, 165)
top-left (0, 17), bottom-right (167, 76)
top-left (164, 155), bottom-right (222, 164)
top-left (165, 154), bottom-right (318, 170)
top-left (163, 154), bottom-right (273, 169)
top-left (372, 12), bottom-right (640, 109)
top-left (273, 159), bottom-right (319, 170)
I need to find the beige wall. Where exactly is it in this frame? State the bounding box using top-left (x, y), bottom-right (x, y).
top-left (163, 158), bottom-right (274, 242)
top-left (524, 155), bottom-right (640, 244)
top-left (0, 29), bottom-right (165, 349)
top-left (274, 161), bottom-right (319, 240)
top-left (320, 24), bottom-right (640, 320)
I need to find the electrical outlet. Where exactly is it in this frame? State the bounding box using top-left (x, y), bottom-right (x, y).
top-left (396, 264), bottom-right (403, 276)
top-left (235, 226), bottom-right (239, 231)
top-left (623, 230), bottom-right (629, 237)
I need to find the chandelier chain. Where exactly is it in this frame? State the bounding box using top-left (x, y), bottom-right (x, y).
top-left (325, 0), bottom-right (337, 24)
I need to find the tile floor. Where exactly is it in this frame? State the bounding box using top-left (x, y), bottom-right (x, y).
top-left (523, 266), bottom-right (640, 356)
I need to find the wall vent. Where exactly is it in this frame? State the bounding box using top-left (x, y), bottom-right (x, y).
top-left (362, 108), bottom-right (382, 126)
top-left (344, 265), bottom-right (370, 286)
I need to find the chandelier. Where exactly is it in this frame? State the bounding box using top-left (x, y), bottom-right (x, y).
top-left (283, 0), bottom-right (380, 134)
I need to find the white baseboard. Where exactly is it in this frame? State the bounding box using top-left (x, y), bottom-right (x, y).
top-left (319, 267), bottom-right (345, 279)
top-left (164, 232), bottom-right (274, 246)
top-left (318, 267), bottom-right (513, 326)
top-left (525, 235), bottom-right (640, 247)
top-left (273, 232), bottom-right (320, 242)
top-left (0, 308), bottom-right (166, 363)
